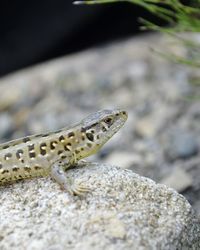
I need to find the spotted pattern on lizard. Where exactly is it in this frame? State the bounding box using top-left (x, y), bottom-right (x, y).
top-left (0, 109), bottom-right (128, 195)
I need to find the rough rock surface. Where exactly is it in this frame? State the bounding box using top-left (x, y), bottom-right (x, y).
top-left (0, 163), bottom-right (199, 250)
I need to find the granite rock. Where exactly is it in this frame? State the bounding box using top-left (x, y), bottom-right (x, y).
top-left (0, 163), bottom-right (199, 250)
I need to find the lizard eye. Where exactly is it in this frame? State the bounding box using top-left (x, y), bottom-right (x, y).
top-left (104, 117), bottom-right (113, 125)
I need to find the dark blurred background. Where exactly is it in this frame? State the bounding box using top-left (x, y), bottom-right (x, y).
top-left (0, 0), bottom-right (161, 77)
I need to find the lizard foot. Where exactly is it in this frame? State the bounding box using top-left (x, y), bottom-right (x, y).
top-left (65, 179), bottom-right (91, 196)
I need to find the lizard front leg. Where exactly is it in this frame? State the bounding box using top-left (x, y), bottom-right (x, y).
top-left (50, 159), bottom-right (91, 196)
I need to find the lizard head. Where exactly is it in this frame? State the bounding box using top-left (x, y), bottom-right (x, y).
top-left (79, 109), bottom-right (128, 157)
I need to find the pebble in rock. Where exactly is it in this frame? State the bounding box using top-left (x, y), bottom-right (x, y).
top-left (161, 166), bottom-right (193, 192)
top-left (105, 152), bottom-right (143, 169)
top-left (164, 129), bottom-right (199, 161)
top-left (0, 112), bottom-right (14, 141)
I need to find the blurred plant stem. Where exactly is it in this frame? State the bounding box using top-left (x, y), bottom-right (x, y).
top-left (74, 0), bottom-right (200, 75)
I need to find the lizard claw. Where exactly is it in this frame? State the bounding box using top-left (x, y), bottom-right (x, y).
top-left (68, 179), bottom-right (91, 196)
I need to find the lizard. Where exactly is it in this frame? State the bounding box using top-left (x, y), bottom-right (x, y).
top-left (0, 109), bottom-right (128, 195)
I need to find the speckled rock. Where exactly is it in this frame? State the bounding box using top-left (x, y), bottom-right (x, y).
top-left (0, 163), bottom-right (199, 250)
top-left (161, 166), bottom-right (193, 192)
top-left (164, 129), bottom-right (199, 161)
